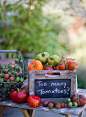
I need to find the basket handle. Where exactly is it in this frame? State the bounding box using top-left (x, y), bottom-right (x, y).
top-left (0, 50), bottom-right (24, 79)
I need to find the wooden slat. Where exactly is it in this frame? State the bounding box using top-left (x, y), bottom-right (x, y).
top-left (0, 105), bottom-right (3, 117)
top-left (78, 110), bottom-right (84, 117)
top-left (65, 114), bottom-right (71, 117)
top-left (3, 106), bottom-right (9, 110)
top-left (20, 108), bottom-right (30, 117)
top-left (27, 109), bottom-right (35, 117)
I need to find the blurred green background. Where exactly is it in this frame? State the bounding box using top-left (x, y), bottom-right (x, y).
top-left (0, 0), bottom-right (86, 89)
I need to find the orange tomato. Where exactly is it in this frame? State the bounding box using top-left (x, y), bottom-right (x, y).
top-left (28, 60), bottom-right (43, 70)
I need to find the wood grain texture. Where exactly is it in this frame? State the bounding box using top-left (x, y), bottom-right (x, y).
top-left (0, 105), bottom-right (3, 117)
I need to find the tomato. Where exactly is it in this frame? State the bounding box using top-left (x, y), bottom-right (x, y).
top-left (19, 70), bottom-right (23, 75)
top-left (71, 94), bottom-right (86, 107)
top-left (36, 52), bottom-right (50, 64)
top-left (67, 102), bottom-right (72, 108)
top-left (48, 55), bottom-right (60, 67)
top-left (28, 60), bottom-right (43, 70)
top-left (73, 102), bottom-right (78, 107)
top-left (44, 65), bottom-right (54, 75)
top-left (3, 74), bottom-right (9, 80)
top-left (0, 78), bottom-right (4, 82)
top-left (55, 103), bottom-right (61, 109)
top-left (66, 98), bottom-right (71, 102)
top-left (59, 62), bottom-right (66, 70)
top-left (9, 76), bottom-right (14, 81)
top-left (66, 58), bottom-right (72, 63)
top-left (68, 61), bottom-right (78, 70)
top-left (27, 95), bottom-right (41, 107)
top-left (10, 89), bottom-right (28, 103)
top-left (48, 103), bottom-right (54, 109)
top-left (20, 78), bottom-right (24, 82)
top-left (4, 69), bottom-right (8, 73)
top-left (60, 102), bottom-right (65, 108)
top-left (10, 64), bottom-right (15, 69)
top-left (16, 77), bottom-right (20, 82)
top-left (42, 100), bottom-right (49, 107)
top-left (74, 61), bottom-right (78, 69)
top-left (14, 59), bottom-right (19, 63)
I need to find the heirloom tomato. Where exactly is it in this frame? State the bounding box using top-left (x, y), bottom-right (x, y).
top-left (48, 55), bottom-right (60, 67)
top-left (59, 62), bottom-right (66, 70)
top-left (27, 95), bottom-right (41, 107)
top-left (28, 60), bottom-right (43, 70)
top-left (71, 94), bottom-right (85, 107)
top-left (44, 65), bottom-right (54, 75)
top-left (68, 61), bottom-right (78, 70)
top-left (36, 52), bottom-right (50, 64)
top-left (55, 103), bottom-right (61, 109)
top-left (10, 89), bottom-right (28, 103)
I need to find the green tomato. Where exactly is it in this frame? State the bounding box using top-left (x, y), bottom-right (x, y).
top-left (48, 55), bottom-right (60, 67)
top-left (36, 52), bottom-right (50, 64)
top-left (73, 102), bottom-right (78, 107)
top-left (67, 102), bottom-right (72, 108)
top-left (16, 77), bottom-right (20, 82)
top-left (20, 78), bottom-right (24, 82)
top-left (0, 73), bottom-right (3, 77)
top-left (0, 78), bottom-right (4, 82)
top-left (67, 98), bottom-right (71, 102)
top-left (8, 72), bottom-right (11, 76)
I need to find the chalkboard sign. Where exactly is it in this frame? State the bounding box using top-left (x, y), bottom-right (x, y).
top-left (35, 79), bottom-right (71, 98)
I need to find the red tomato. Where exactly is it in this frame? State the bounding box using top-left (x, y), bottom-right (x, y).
top-left (71, 94), bottom-right (85, 107)
top-left (66, 58), bottom-right (72, 63)
top-left (9, 76), bottom-right (14, 81)
top-left (10, 65), bottom-right (15, 69)
top-left (44, 65), bottom-right (54, 75)
top-left (28, 60), bottom-right (43, 70)
top-left (60, 102), bottom-right (65, 108)
top-left (42, 100), bottom-right (49, 107)
top-left (59, 62), bottom-right (66, 70)
top-left (4, 69), bottom-right (8, 73)
top-left (10, 89), bottom-right (28, 103)
top-left (27, 95), bottom-right (41, 107)
top-left (68, 61), bottom-right (78, 70)
top-left (3, 74), bottom-right (9, 80)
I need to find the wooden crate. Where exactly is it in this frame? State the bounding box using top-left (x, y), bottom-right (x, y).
top-left (29, 70), bottom-right (77, 102)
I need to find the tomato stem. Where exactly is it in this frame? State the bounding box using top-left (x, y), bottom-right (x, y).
top-left (42, 52), bottom-right (45, 57)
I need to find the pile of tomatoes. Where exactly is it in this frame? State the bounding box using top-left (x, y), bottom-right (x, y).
top-left (0, 58), bottom-right (24, 99)
top-left (28, 52), bottom-right (78, 72)
top-left (42, 94), bottom-right (86, 109)
top-left (0, 59), bottom-right (24, 83)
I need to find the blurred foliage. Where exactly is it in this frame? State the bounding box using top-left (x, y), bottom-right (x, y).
top-left (0, 0), bottom-right (86, 89)
top-left (0, 0), bottom-right (73, 58)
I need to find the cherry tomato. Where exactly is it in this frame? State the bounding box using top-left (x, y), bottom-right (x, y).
top-left (9, 76), bottom-right (14, 82)
top-left (67, 98), bottom-right (71, 102)
top-left (3, 74), bottom-right (9, 80)
top-left (73, 102), bottom-right (78, 107)
top-left (67, 102), bottom-right (72, 108)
